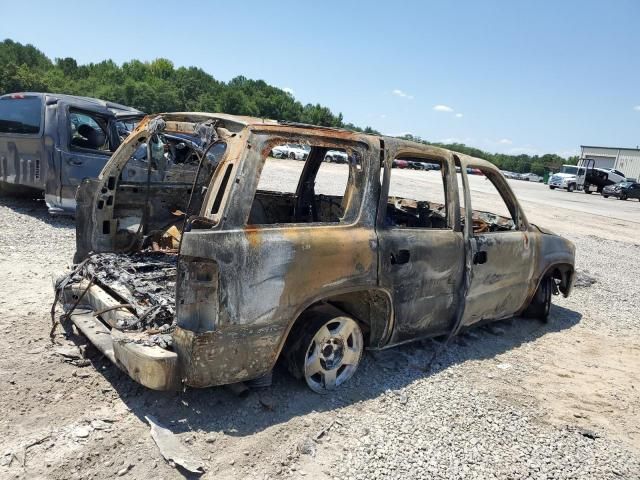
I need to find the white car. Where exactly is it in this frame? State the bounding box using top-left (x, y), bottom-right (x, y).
top-left (324, 150), bottom-right (348, 163)
top-left (521, 173), bottom-right (542, 182)
top-left (271, 144), bottom-right (309, 160)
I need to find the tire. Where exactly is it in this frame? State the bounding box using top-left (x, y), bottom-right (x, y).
top-left (284, 307), bottom-right (364, 394)
top-left (620, 193), bottom-right (627, 200)
top-left (289, 152), bottom-right (296, 160)
top-left (523, 276), bottom-right (553, 321)
top-left (567, 184), bottom-right (575, 192)
top-left (549, 186), bottom-right (556, 190)
top-left (603, 195), bottom-right (609, 198)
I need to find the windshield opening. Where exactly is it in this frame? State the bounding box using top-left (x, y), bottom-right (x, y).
top-left (560, 165), bottom-right (584, 175)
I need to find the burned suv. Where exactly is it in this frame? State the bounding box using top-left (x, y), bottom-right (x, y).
top-left (55, 113), bottom-right (575, 393)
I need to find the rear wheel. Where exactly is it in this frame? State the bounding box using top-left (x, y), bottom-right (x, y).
top-left (523, 276), bottom-right (552, 321)
top-left (284, 307), bottom-right (364, 394)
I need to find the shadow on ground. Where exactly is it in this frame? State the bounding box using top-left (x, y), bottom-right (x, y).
top-left (0, 195), bottom-right (74, 229)
top-left (62, 303), bottom-right (581, 446)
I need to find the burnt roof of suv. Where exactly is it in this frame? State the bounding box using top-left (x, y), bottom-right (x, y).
top-left (150, 112), bottom-right (498, 170)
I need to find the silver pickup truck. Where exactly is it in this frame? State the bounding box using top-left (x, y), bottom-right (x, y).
top-left (0, 92), bottom-right (143, 214)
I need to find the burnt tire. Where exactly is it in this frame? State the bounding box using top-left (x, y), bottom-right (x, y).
top-left (523, 276), bottom-right (552, 321)
top-left (283, 306), bottom-right (363, 394)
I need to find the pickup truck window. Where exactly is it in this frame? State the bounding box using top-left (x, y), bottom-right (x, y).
top-left (384, 158), bottom-right (448, 229)
top-left (69, 110), bottom-right (112, 153)
top-left (0, 95), bottom-right (42, 134)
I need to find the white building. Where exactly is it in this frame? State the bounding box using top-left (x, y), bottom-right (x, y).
top-left (580, 145), bottom-right (640, 181)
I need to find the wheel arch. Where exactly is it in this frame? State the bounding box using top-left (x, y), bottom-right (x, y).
top-left (271, 287), bottom-right (394, 370)
top-left (518, 262), bottom-right (574, 315)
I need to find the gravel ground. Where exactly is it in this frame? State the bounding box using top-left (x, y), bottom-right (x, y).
top-left (0, 165), bottom-right (639, 479)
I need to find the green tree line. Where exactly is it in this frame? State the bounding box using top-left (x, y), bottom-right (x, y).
top-left (1, 39), bottom-right (574, 174)
top-left (400, 135), bottom-right (578, 176)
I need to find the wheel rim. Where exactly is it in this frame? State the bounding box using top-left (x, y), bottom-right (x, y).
top-left (304, 316), bottom-right (363, 393)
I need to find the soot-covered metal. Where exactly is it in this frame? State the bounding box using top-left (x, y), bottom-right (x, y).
top-left (54, 112), bottom-right (576, 392)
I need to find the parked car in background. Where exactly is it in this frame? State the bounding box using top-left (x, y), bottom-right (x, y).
top-left (56, 113), bottom-right (575, 394)
top-left (324, 149), bottom-right (348, 163)
top-left (521, 173), bottom-right (542, 182)
top-left (392, 159), bottom-right (409, 168)
top-left (271, 143), bottom-right (309, 160)
top-left (602, 181), bottom-right (640, 200)
top-left (0, 92), bottom-right (144, 214)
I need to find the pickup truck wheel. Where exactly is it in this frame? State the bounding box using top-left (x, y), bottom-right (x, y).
top-left (285, 308), bottom-right (364, 394)
top-left (523, 276), bottom-right (552, 321)
top-left (567, 184), bottom-right (575, 192)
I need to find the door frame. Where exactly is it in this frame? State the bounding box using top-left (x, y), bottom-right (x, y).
top-left (376, 139), bottom-right (468, 345)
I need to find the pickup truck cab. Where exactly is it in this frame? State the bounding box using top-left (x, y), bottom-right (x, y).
top-left (56, 113), bottom-right (575, 393)
top-left (0, 92), bottom-right (144, 214)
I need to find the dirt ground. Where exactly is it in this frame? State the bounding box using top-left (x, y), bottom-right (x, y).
top-left (0, 163), bottom-right (639, 479)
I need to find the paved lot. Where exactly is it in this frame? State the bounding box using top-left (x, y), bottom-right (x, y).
top-left (0, 160), bottom-right (638, 479)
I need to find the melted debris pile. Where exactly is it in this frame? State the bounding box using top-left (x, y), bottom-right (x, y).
top-left (80, 251), bottom-right (178, 344)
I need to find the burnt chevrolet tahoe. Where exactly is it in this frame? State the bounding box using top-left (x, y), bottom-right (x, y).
top-left (55, 113), bottom-right (575, 393)
top-left (0, 92), bottom-right (144, 214)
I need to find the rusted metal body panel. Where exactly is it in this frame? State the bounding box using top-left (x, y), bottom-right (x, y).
top-left (59, 113), bottom-right (575, 390)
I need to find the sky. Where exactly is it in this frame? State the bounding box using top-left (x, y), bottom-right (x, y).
top-left (2, 0), bottom-right (639, 158)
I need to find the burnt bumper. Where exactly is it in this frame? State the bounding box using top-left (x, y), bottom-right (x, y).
top-left (60, 280), bottom-right (179, 391)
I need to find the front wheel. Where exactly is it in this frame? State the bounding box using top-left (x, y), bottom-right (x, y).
top-left (523, 276), bottom-right (553, 321)
top-left (603, 195), bottom-right (609, 198)
top-left (567, 184), bottom-right (575, 192)
top-left (284, 307), bottom-right (364, 394)
top-left (619, 193), bottom-right (627, 200)
top-left (549, 186), bottom-right (556, 190)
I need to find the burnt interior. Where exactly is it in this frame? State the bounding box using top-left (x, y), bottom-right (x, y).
top-left (110, 133), bottom-right (227, 250)
top-left (76, 131), bottom-right (227, 344)
top-left (248, 144), bottom-right (359, 225)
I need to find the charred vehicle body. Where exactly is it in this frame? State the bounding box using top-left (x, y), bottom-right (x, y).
top-left (0, 92), bottom-right (144, 214)
top-left (54, 113), bottom-right (575, 393)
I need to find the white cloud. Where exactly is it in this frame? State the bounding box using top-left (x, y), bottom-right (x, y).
top-left (498, 138), bottom-right (513, 145)
top-left (455, 113), bottom-right (463, 118)
top-left (433, 104), bottom-right (454, 112)
top-left (634, 105), bottom-right (640, 111)
top-left (282, 87), bottom-right (295, 95)
top-left (392, 89), bottom-right (414, 99)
